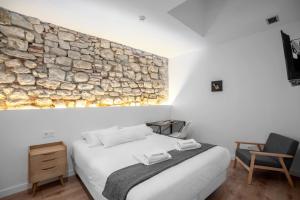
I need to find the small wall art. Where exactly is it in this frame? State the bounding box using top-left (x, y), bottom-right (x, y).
top-left (211, 80), bottom-right (223, 92)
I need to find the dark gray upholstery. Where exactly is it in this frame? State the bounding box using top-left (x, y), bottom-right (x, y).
top-left (236, 149), bottom-right (281, 168)
top-left (290, 150), bottom-right (300, 177)
top-left (236, 133), bottom-right (299, 169)
top-left (263, 133), bottom-right (299, 168)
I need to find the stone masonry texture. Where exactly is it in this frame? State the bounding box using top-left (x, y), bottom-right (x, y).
top-left (0, 7), bottom-right (168, 109)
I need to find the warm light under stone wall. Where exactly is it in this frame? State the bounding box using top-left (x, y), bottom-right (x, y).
top-left (0, 7), bottom-right (168, 109)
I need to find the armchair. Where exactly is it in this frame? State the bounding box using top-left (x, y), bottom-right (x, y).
top-left (234, 133), bottom-right (299, 187)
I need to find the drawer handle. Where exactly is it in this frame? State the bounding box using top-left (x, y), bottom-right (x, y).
top-left (42, 166), bottom-right (56, 171)
top-left (42, 158), bottom-right (56, 162)
top-left (42, 152), bottom-right (55, 156)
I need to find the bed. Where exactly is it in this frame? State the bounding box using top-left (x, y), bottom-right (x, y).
top-left (72, 133), bottom-right (231, 200)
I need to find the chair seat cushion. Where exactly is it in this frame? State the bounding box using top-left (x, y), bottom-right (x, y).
top-left (236, 149), bottom-right (281, 168)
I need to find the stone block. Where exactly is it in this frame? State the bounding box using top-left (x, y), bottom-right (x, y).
top-left (74, 72), bottom-right (89, 83)
top-left (130, 63), bottom-right (141, 72)
top-left (78, 83), bottom-right (94, 90)
top-left (45, 33), bottom-right (59, 42)
top-left (73, 60), bottom-right (92, 70)
top-left (25, 32), bottom-right (35, 42)
top-left (45, 40), bottom-right (58, 48)
top-left (100, 49), bottom-right (114, 60)
top-left (49, 68), bottom-right (66, 81)
top-left (0, 8), bottom-right (11, 25)
top-left (101, 39), bottom-right (110, 48)
top-left (8, 37), bottom-right (28, 51)
top-left (59, 40), bottom-right (70, 50)
top-left (26, 16), bottom-right (40, 25)
top-left (1, 49), bottom-right (36, 60)
top-left (4, 59), bottom-right (22, 68)
top-left (50, 47), bottom-right (67, 56)
top-left (17, 74), bottom-right (35, 85)
top-left (56, 56), bottom-right (72, 66)
top-left (9, 90), bottom-right (29, 100)
top-left (58, 31), bottom-right (75, 41)
top-left (12, 67), bottom-right (31, 74)
top-left (37, 79), bottom-right (60, 90)
top-left (34, 24), bottom-right (44, 33)
top-left (70, 42), bottom-right (89, 48)
top-left (0, 25), bottom-right (25, 39)
top-left (24, 60), bottom-right (37, 69)
top-left (10, 12), bottom-right (33, 30)
top-left (68, 50), bottom-right (81, 59)
top-left (60, 83), bottom-right (76, 90)
top-left (0, 72), bottom-right (15, 83)
top-left (35, 98), bottom-right (52, 107)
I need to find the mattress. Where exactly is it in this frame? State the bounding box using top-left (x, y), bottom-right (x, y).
top-left (72, 134), bottom-right (231, 200)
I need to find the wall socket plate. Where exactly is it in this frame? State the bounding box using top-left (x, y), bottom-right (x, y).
top-left (43, 131), bottom-right (56, 139)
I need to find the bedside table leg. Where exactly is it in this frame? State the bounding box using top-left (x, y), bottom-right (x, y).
top-left (32, 183), bottom-right (38, 195)
top-left (59, 176), bottom-right (64, 186)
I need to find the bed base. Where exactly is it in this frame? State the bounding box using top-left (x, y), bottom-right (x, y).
top-left (73, 161), bottom-right (227, 200)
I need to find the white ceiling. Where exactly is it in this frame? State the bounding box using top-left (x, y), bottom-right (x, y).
top-left (170, 0), bottom-right (300, 43)
top-left (1, 0), bottom-right (300, 58)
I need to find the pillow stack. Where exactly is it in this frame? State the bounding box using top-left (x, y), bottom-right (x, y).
top-left (81, 124), bottom-right (153, 148)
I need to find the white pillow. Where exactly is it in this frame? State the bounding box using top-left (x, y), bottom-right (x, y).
top-left (101, 127), bottom-right (146, 148)
top-left (81, 130), bottom-right (99, 146)
top-left (95, 126), bottom-right (119, 144)
top-left (81, 126), bottom-right (118, 146)
top-left (121, 124), bottom-right (153, 136)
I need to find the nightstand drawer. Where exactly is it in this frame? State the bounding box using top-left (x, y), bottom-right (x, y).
top-left (31, 156), bottom-right (66, 170)
top-left (30, 150), bottom-right (65, 163)
top-left (30, 163), bottom-right (66, 183)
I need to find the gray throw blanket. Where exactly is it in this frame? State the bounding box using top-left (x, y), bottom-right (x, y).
top-left (102, 143), bottom-right (215, 200)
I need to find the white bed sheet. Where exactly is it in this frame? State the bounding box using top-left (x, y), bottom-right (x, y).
top-left (72, 134), bottom-right (231, 200)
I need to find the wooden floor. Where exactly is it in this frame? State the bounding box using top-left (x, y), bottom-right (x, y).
top-left (1, 161), bottom-right (300, 200)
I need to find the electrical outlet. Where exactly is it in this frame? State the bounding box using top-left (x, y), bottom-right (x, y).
top-left (43, 131), bottom-right (55, 139)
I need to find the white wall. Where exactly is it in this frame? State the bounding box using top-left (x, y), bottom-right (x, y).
top-left (169, 21), bottom-right (300, 156)
top-left (0, 105), bottom-right (171, 197)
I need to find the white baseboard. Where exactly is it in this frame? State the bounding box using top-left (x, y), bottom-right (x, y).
top-left (0, 182), bottom-right (30, 198)
top-left (0, 169), bottom-right (74, 198)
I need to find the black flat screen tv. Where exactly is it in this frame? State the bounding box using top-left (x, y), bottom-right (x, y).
top-left (281, 30), bottom-right (300, 86)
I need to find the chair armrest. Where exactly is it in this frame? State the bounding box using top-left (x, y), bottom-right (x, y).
top-left (235, 141), bottom-right (265, 145)
top-left (250, 151), bottom-right (294, 158)
top-left (235, 141), bottom-right (265, 151)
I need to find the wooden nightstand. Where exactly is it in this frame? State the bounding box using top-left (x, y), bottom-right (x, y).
top-left (28, 141), bottom-right (67, 195)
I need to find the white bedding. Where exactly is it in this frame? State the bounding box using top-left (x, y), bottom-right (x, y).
top-left (72, 134), bottom-right (231, 200)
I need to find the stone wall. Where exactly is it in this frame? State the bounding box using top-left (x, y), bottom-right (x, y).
top-left (0, 7), bottom-right (168, 109)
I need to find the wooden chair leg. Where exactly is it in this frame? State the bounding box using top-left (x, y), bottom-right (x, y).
top-left (279, 158), bottom-right (294, 188)
top-left (248, 154), bottom-right (256, 184)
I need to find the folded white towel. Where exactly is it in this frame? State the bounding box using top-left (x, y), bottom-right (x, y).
top-left (134, 150), bottom-right (172, 165)
top-left (176, 139), bottom-right (202, 151)
top-left (144, 150), bottom-right (169, 163)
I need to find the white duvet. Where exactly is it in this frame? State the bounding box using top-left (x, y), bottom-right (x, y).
top-left (72, 134), bottom-right (231, 200)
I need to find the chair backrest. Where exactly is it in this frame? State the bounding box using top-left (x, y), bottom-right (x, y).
top-left (263, 133), bottom-right (299, 168)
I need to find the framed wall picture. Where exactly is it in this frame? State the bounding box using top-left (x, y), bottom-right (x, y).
top-left (211, 80), bottom-right (223, 92)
